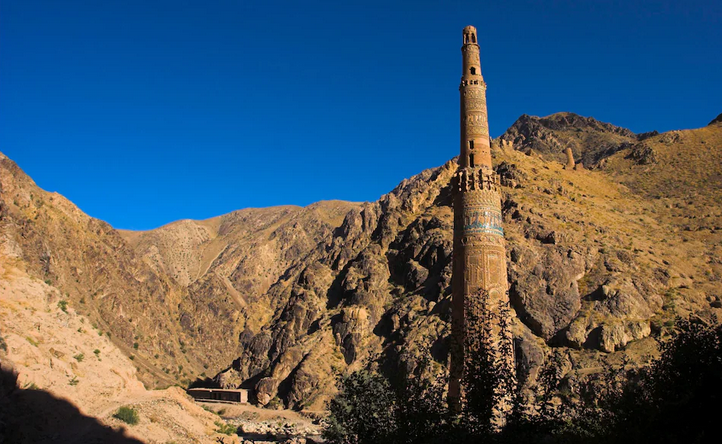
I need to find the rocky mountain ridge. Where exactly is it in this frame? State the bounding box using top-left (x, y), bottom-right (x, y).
top-left (500, 112), bottom-right (660, 167)
top-left (2, 112), bottom-right (720, 415)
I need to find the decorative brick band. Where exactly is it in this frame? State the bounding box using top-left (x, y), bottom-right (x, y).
top-left (451, 168), bottom-right (501, 194)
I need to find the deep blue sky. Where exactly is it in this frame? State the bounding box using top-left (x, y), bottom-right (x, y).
top-left (2, 1), bottom-right (720, 230)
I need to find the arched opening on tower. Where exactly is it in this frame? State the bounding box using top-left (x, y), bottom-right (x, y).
top-left (470, 67), bottom-right (476, 75)
top-left (469, 153), bottom-right (476, 168)
top-left (472, 34), bottom-right (476, 43)
top-left (469, 140), bottom-right (475, 150)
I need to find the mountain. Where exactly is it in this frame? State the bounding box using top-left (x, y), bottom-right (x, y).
top-left (0, 255), bottom-right (234, 443)
top-left (131, 112), bottom-right (722, 409)
top-left (1, 112), bottom-right (720, 420)
top-left (500, 112), bottom-right (659, 167)
top-left (119, 201), bottom-right (359, 335)
top-left (0, 151), bottom-right (242, 389)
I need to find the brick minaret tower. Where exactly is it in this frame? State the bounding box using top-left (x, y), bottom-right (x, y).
top-left (449, 26), bottom-right (512, 413)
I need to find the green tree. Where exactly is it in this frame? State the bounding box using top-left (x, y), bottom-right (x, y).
top-left (324, 371), bottom-right (398, 444)
top-left (325, 313), bottom-right (722, 444)
top-left (602, 319), bottom-right (722, 444)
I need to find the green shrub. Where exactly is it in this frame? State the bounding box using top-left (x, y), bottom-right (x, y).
top-left (57, 300), bottom-right (68, 312)
top-left (266, 396), bottom-right (283, 410)
top-left (73, 353), bottom-right (84, 362)
top-left (214, 420), bottom-right (237, 436)
top-left (113, 406), bottom-right (140, 425)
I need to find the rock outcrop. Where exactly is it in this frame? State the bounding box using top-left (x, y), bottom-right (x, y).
top-left (500, 112), bottom-right (640, 167)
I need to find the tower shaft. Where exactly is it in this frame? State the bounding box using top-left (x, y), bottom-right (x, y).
top-left (459, 27), bottom-right (492, 171)
top-left (449, 26), bottom-right (512, 414)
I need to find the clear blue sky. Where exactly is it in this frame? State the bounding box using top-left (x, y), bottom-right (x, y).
top-left (1, 0), bottom-right (720, 230)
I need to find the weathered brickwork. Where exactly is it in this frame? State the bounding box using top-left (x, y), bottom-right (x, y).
top-left (449, 26), bottom-right (513, 413)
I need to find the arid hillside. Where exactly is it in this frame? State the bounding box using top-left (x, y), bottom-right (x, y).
top-left (0, 152), bottom-right (356, 391)
top-left (0, 248), bottom-right (242, 443)
top-left (1, 112), bottom-right (720, 425)
top-left (119, 200), bottom-right (359, 334)
top-left (0, 151), bottom-right (244, 389)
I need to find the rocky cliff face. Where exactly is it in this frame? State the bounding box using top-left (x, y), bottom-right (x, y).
top-left (2, 113), bottom-right (720, 413)
top-left (209, 115), bottom-right (721, 408)
top-left (1, 152), bottom-right (259, 388)
top-left (214, 115), bottom-right (721, 408)
top-left (499, 112), bottom-right (658, 167)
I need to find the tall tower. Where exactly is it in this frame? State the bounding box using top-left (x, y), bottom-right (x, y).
top-left (449, 26), bottom-right (512, 412)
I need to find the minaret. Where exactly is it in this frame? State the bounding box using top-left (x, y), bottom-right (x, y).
top-left (449, 26), bottom-right (513, 414)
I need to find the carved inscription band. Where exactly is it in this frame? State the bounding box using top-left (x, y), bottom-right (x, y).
top-left (462, 204), bottom-right (503, 236)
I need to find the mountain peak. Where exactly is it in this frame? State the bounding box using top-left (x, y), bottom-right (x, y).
top-left (500, 112), bottom-right (638, 166)
top-left (510, 112), bottom-right (636, 137)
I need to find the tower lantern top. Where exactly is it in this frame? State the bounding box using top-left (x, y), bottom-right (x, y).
top-left (463, 26), bottom-right (478, 45)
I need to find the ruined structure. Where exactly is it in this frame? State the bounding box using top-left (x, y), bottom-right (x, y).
top-left (564, 147), bottom-right (575, 169)
top-left (449, 26), bottom-right (513, 413)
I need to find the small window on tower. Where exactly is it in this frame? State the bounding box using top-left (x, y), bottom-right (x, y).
top-left (470, 67), bottom-right (476, 75)
top-left (470, 153), bottom-right (476, 168)
top-left (472, 34), bottom-right (476, 43)
top-left (469, 140), bottom-right (475, 149)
